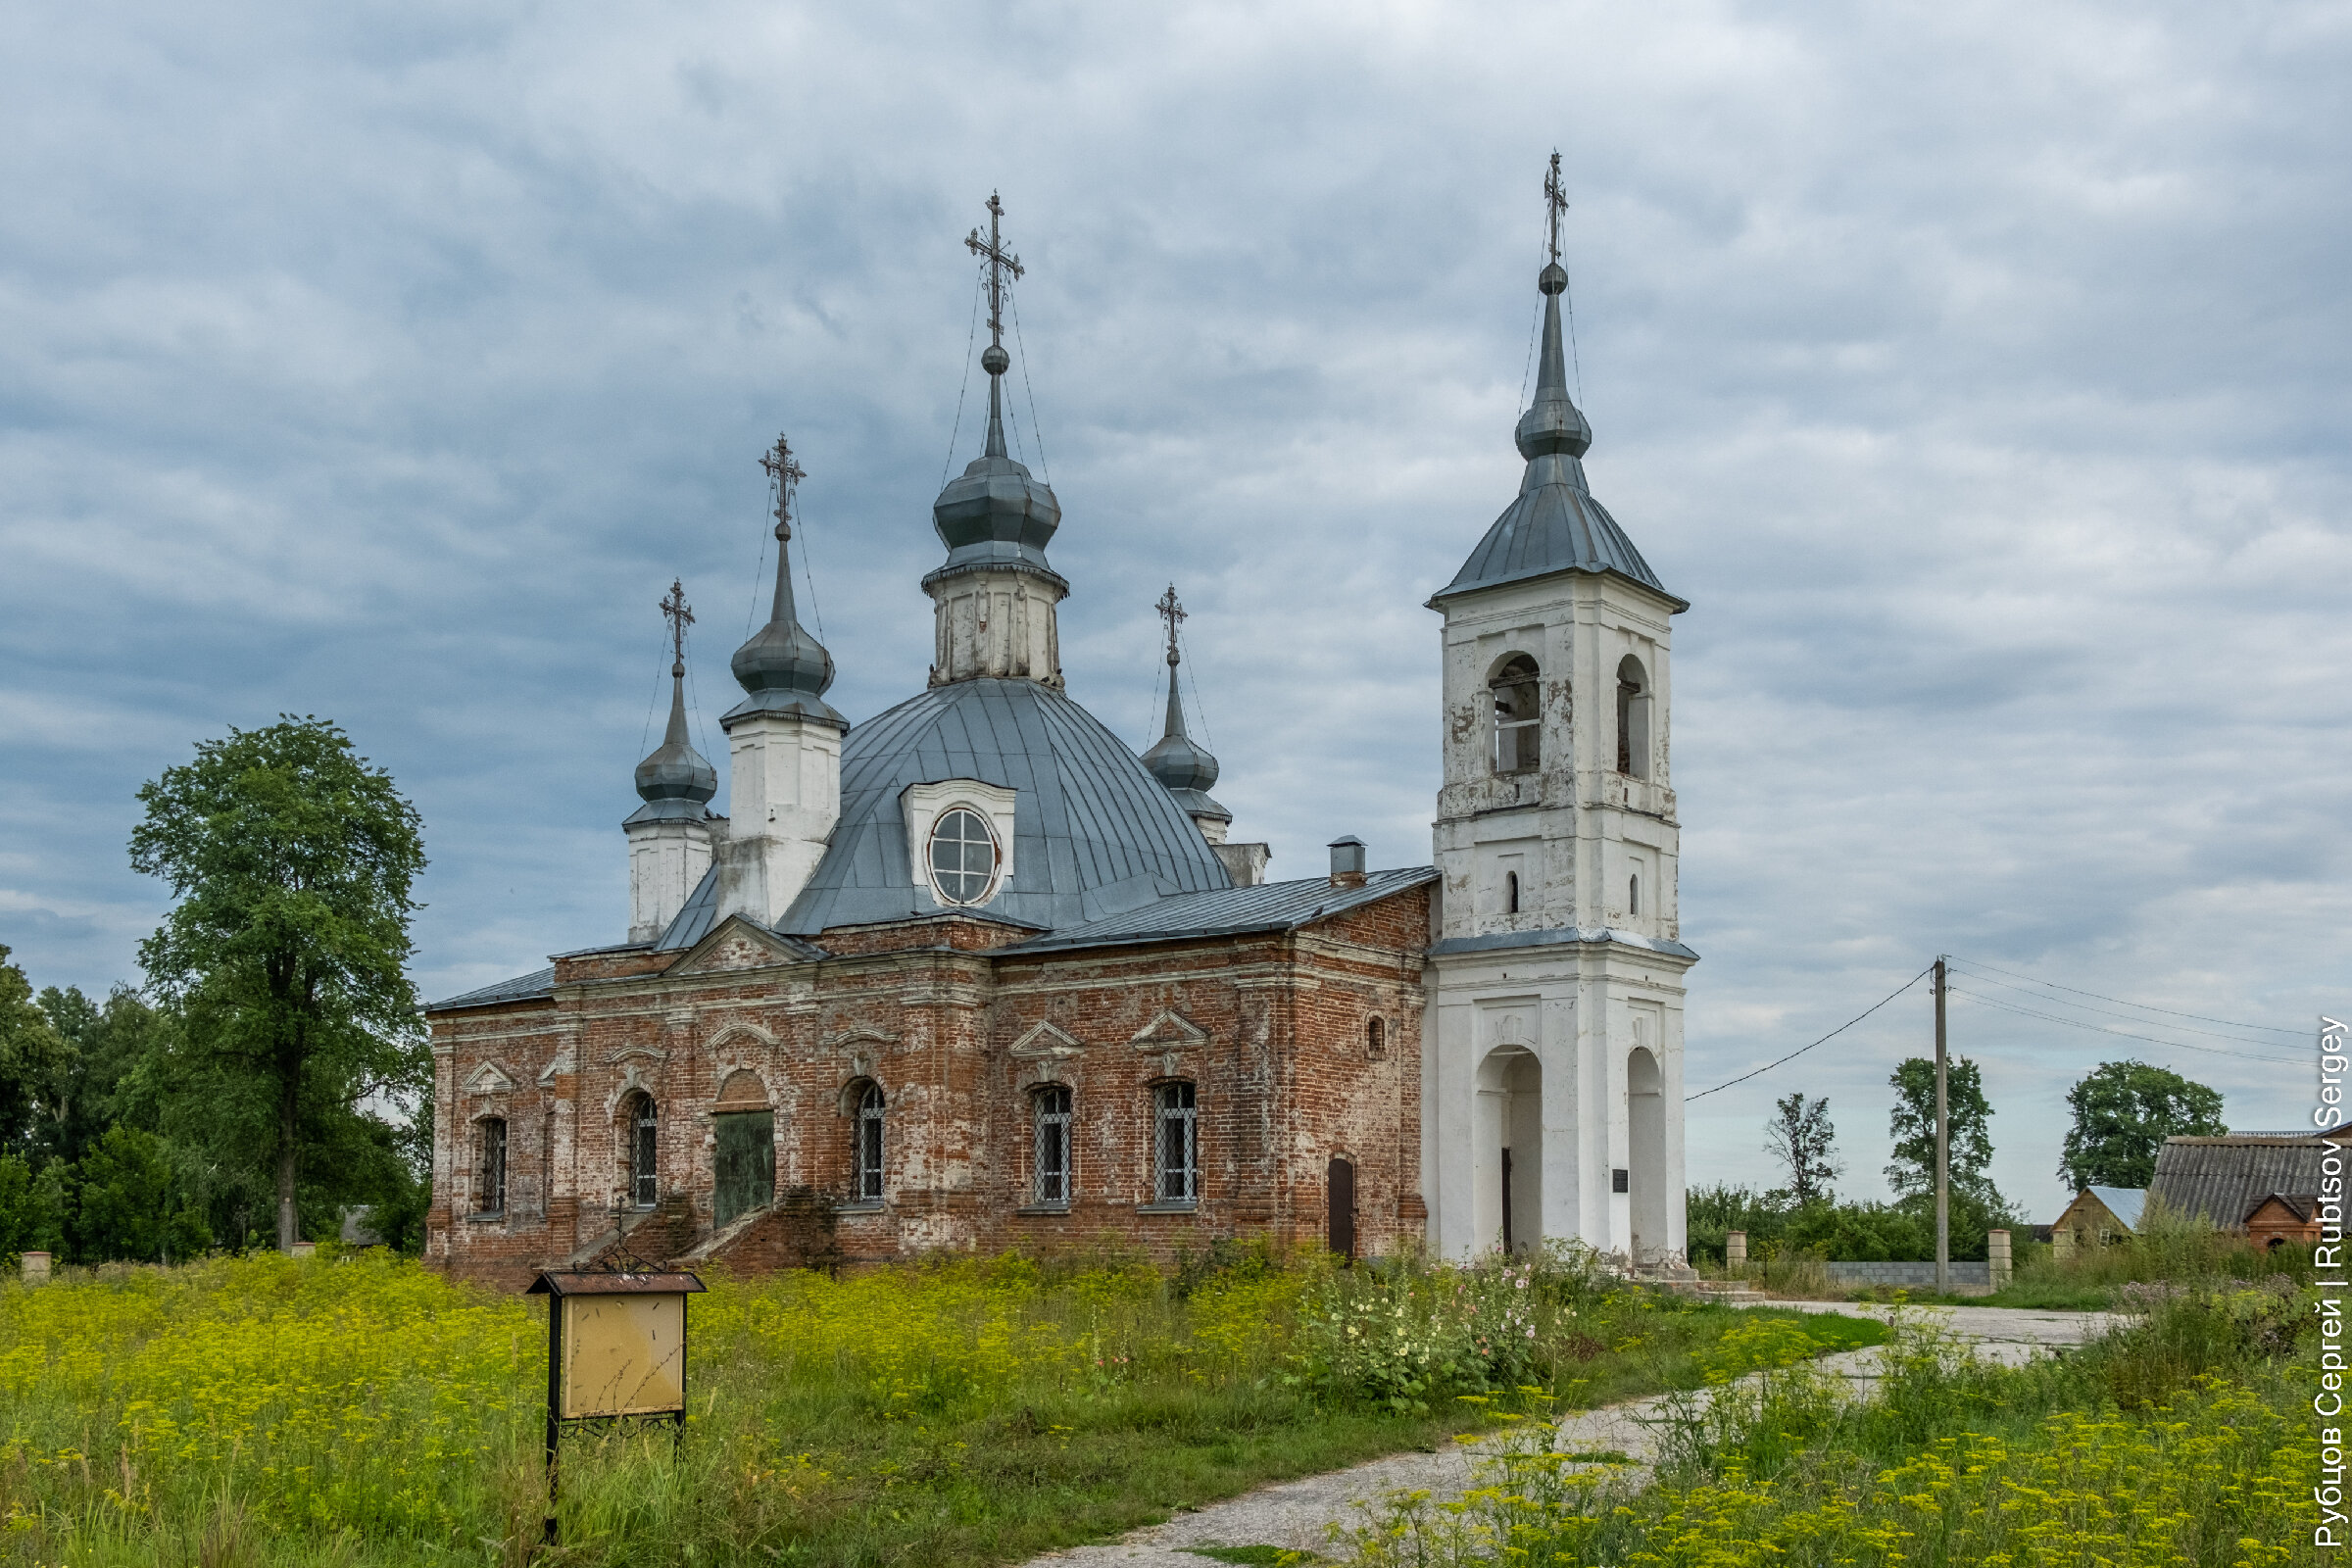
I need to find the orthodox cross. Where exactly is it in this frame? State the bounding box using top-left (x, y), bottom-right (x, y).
top-left (1544, 150), bottom-right (1568, 263)
top-left (1155, 583), bottom-right (1186, 668)
top-left (759, 432), bottom-right (805, 541)
top-left (659, 578), bottom-right (694, 672)
top-left (965, 190), bottom-right (1024, 354)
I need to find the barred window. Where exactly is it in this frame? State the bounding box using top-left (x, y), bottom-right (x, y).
top-left (626, 1093), bottom-right (658, 1209)
top-left (854, 1081), bottom-right (886, 1203)
top-left (1152, 1081), bottom-right (1198, 1205)
top-left (1032, 1085), bottom-right (1073, 1208)
top-left (474, 1117), bottom-right (508, 1216)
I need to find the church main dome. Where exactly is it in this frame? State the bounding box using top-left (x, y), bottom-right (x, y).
top-left (776, 677), bottom-right (1233, 935)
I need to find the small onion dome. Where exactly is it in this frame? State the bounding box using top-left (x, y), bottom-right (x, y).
top-left (1140, 659), bottom-right (1229, 824)
top-left (632, 663), bottom-right (718, 812)
top-left (724, 526), bottom-right (849, 731)
top-left (927, 375), bottom-right (1065, 588)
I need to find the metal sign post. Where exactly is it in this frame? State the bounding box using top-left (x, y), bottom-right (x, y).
top-left (526, 1258), bottom-right (706, 1547)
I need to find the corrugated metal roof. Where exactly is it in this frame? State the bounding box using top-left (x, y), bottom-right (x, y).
top-left (1002, 865), bottom-right (1436, 954)
top-left (777, 677), bottom-right (1233, 936)
top-left (429, 966), bottom-right (556, 1011)
top-left (2088, 1185), bottom-right (2147, 1230)
top-left (1433, 466), bottom-right (1684, 610)
top-left (656, 865), bottom-right (720, 951)
top-left (2150, 1135), bottom-right (2330, 1231)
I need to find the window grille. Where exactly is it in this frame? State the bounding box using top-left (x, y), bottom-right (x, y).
top-left (1490, 656), bottom-right (1542, 774)
top-left (927, 807), bottom-right (999, 904)
top-left (1032, 1085), bottom-right (1072, 1207)
top-left (628, 1095), bottom-right (658, 1209)
top-left (1152, 1081), bottom-right (1198, 1204)
top-left (475, 1117), bottom-right (507, 1216)
top-left (855, 1082), bottom-right (886, 1202)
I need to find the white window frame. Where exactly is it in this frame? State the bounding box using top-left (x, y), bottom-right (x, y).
top-left (902, 779), bottom-right (1018, 907)
top-left (1152, 1081), bottom-right (1199, 1205)
top-left (1032, 1084), bottom-right (1073, 1208)
top-left (854, 1082), bottom-right (886, 1203)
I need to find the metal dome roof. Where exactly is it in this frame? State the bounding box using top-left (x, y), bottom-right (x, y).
top-left (776, 677), bottom-right (1233, 935)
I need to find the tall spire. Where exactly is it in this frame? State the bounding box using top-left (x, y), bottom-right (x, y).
top-left (1517, 151), bottom-right (1593, 472)
top-left (632, 579), bottom-right (718, 808)
top-left (929, 191), bottom-right (1063, 593)
top-left (727, 433), bottom-right (847, 730)
top-left (1140, 584), bottom-right (1230, 833)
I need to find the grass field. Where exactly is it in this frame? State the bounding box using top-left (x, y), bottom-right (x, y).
top-left (0, 1247), bottom-right (1883, 1566)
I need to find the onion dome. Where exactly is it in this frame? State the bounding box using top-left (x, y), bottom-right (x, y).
top-left (1432, 179), bottom-right (1684, 612)
top-left (1139, 586), bottom-right (1230, 828)
top-left (725, 438), bottom-right (849, 731)
top-left (627, 628), bottom-right (718, 825)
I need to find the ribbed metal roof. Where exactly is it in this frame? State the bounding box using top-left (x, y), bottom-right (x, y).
top-left (777, 677), bottom-right (1233, 936)
top-left (2086, 1185), bottom-right (2147, 1230)
top-left (1004, 865), bottom-right (1435, 954)
top-left (1435, 466), bottom-right (1682, 608)
top-left (429, 966), bottom-right (556, 1011)
top-left (2149, 1135), bottom-right (2328, 1230)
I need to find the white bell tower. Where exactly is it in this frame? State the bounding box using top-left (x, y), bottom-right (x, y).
top-left (1421, 156), bottom-right (1696, 1269)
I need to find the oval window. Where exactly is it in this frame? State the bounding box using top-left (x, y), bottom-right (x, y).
top-left (927, 807), bottom-right (1000, 905)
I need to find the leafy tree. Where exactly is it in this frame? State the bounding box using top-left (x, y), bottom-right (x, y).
top-left (1885, 1055), bottom-right (2001, 1203)
top-left (0, 1154), bottom-right (67, 1256)
top-left (1763, 1092), bottom-right (1842, 1203)
top-left (74, 1126), bottom-right (212, 1262)
top-left (129, 717), bottom-right (428, 1250)
top-left (0, 947), bottom-right (70, 1159)
top-left (2059, 1059), bottom-right (2227, 1190)
top-left (33, 983), bottom-right (171, 1166)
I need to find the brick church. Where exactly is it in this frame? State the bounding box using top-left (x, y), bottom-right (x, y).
top-left (425, 183), bottom-right (1697, 1287)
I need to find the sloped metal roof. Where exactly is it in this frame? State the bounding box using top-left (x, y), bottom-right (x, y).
top-left (777, 677), bottom-right (1232, 937)
top-left (656, 864), bottom-right (720, 951)
top-left (1002, 865), bottom-right (1436, 955)
top-left (2087, 1185), bottom-right (2147, 1230)
top-left (429, 966), bottom-right (557, 1011)
top-left (2150, 1135), bottom-right (2330, 1231)
top-left (1434, 464), bottom-right (1684, 609)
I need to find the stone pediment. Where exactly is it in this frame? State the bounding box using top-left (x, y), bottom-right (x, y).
top-left (1009, 1020), bottom-right (1083, 1058)
top-left (824, 1026), bottom-right (900, 1051)
top-left (463, 1061), bottom-right (515, 1095)
top-left (1130, 1010), bottom-right (1207, 1052)
top-left (671, 917), bottom-right (801, 977)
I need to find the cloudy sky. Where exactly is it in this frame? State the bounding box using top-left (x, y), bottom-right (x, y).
top-left (4, 1), bottom-right (2345, 1217)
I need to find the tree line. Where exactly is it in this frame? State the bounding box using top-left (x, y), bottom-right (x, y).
top-left (0, 718), bottom-right (430, 1262)
top-left (1690, 1053), bottom-right (2228, 1265)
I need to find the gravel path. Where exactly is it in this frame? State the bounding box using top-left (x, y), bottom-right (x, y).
top-left (1019, 1300), bottom-right (2125, 1567)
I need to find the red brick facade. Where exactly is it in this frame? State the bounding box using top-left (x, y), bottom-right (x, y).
top-left (426, 885), bottom-right (1431, 1288)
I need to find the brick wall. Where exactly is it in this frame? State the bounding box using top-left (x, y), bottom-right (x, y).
top-left (427, 883), bottom-right (1432, 1286)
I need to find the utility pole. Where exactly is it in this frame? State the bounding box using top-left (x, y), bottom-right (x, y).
top-left (1934, 955), bottom-right (1949, 1292)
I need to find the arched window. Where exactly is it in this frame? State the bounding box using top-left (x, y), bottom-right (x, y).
top-left (1616, 656), bottom-right (1651, 779)
top-left (625, 1094), bottom-right (658, 1209)
top-left (927, 807), bottom-right (1001, 905)
top-left (854, 1081), bottom-right (886, 1202)
top-left (474, 1117), bottom-right (508, 1217)
top-left (1504, 870), bottom-right (1520, 914)
top-left (1366, 1016), bottom-right (1387, 1061)
top-left (1629, 873), bottom-right (1641, 915)
top-left (1152, 1081), bottom-right (1199, 1205)
top-left (1031, 1085), bottom-right (1073, 1208)
top-left (1490, 656), bottom-right (1542, 774)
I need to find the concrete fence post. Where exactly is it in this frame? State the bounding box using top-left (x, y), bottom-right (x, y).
top-left (21, 1251), bottom-right (50, 1285)
top-left (1726, 1230), bottom-right (1747, 1274)
top-left (1987, 1229), bottom-right (2011, 1291)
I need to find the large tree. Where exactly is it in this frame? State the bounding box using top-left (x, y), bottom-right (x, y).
top-left (2058, 1059), bottom-right (2227, 1190)
top-left (1763, 1092), bottom-right (1842, 1203)
top-left (0, 947), bottom-right (70, 1160)
top-left (1885, 1055), bottom-right (1999, 1202)
top-left (129, 717), bottom-right (428, 1250)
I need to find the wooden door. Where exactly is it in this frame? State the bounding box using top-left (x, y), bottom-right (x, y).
top-left (713, 1111), bottom-right (775, 1227)
top-left (1327, 1155), bottom-right (1356, 1261)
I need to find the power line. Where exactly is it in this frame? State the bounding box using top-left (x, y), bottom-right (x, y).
top-left (1687, 965), bottom-right (1933, 1101)
top-left (1945, 953), bottom-right (2306, 1037)
top-left (1945, 960), bottom-right (2299, 1049)
top-left (1945, 985), bottom-right (2303, 1066)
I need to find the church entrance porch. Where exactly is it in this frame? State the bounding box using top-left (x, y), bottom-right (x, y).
top-left (1474, 1046), bottom-right (1542, 1253)
top-left (1626, 1046), bottom-right (1666, 1267)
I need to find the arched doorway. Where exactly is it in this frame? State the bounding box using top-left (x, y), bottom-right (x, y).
top-left (1627, 1047), bottom-right (1665, 1265)
top-left (1327, 1156), bottom-right (1356, 1261)
top-left (1475, 1047), bottom-right (1542, 1253)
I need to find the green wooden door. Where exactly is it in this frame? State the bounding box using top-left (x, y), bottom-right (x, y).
top-left (713, 1110), bottom-right (775, 1227)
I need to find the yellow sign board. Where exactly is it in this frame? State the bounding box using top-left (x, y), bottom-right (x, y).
top-left (558, 1292), bottom-right (686, 1419)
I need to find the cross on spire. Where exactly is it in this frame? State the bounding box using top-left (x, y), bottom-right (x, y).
top-left (1544, 150), bottom-right (1568, 263)
top-left (965, 190), bottom-right (1024, 359)
top-left (759, 433), bottom-right (806, 541)
top-left (1155, 582), bottom-right (1187, 668)
top-left (659, 578), bottom-right (694, 674)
